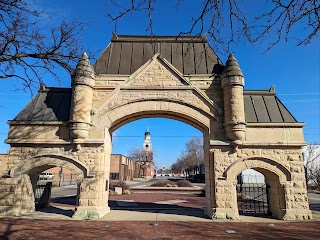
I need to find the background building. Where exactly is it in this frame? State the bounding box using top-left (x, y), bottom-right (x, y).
top-left (110, 154), bottom-right (137, 181)
top-left (139, 130), bottom-right (155, 179)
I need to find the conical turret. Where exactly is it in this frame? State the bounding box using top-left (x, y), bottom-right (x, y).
top-left (221, 53), bottom-right (246, 143)
top-left (221, 53), bottom-right (244, 87)
top-left (221, 53), bottom-right (243, 78)
top-left (72, 52), bottom-right (95, 87)
top-left (69, 52), bottom-right (95, 142)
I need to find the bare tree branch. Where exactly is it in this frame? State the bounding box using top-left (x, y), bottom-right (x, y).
top-left (304, 143), bottom-right (320, 190)
top-left (171, 137), bottom-right (204, 174)
top-left (0, 0), bottom-right (85, 93)
top-left (105, 0), bottom-right (319, 54)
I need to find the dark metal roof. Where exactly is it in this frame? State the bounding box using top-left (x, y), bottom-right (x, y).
top-left (93, 34), bottom-right (223, 75)
top-left (13, 88), bottom-right (71, 121)
top-left (12, 87), bottom-right (297, 124)
top-left (244, 90), bottom-right (297, 123)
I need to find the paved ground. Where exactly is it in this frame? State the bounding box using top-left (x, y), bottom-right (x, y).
top-left (1, 184), bottom-right (319, 239)
top-left (0, 219), bottom-right (319, 239)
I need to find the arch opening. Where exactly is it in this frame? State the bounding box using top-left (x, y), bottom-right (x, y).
top-left (109, 110), bottom-right (210, 134)
top-left (226, 159), bottom-right (288, 220)
top-left (10, 154), bottom-right (88, 215)
top-left (107, 117), bottom-right (209, 216)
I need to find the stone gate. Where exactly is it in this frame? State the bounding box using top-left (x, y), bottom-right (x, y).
top-left (0, 35), bottom-right (312, 220)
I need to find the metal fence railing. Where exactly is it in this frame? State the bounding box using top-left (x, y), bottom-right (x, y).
top-left (237, 174), bottom-right (269, 216)
top-left (35, 181), bottom-right (52, 209)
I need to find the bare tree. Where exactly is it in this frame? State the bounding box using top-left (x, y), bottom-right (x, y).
top-left (303, 143), bottom-right (320, 190)
top-left (128, 146), bottom-right (143, 158)
top-left (106, 0), bottom-right (319, 53)
top-left (171, 137), bottom-right (204, 176)
top-left (0, 0), bottom-right (85, 92)
top-left (128, 146), bottom-right (157, 177)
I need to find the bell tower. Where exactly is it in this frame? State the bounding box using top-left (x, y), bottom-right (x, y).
top-left (142, 130), bottom-right (153, 154)
top-left (140, 129), bottom-right (154, 178)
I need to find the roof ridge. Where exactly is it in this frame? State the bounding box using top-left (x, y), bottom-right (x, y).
top-left (111, 34), bottom-right (207, 43)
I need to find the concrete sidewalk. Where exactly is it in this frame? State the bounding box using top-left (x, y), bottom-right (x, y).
top-left (3, 190), bottom-right (319, 222)
top-left (2, 204), bottom-right (319, 222)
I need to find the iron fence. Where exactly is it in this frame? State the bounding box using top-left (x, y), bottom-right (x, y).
top-left (237, 174), bottom-right (270, 216)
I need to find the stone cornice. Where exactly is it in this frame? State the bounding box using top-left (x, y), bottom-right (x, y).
top-left (210, 140), bottom-right (307, 147)
top-left (5, 139), bottom-right (105, 145)
top-left (5, 139), bottom-right (71, 144)
top-left (7, 121), bottom-right (68, 126)
top-left (96, 74), bottom-right (215, 82)
top-left (241, 141), bottom-right (307, 147)
top-left (246, 123), bottom-right (305, 127)
top-left (95, 74), bottom-right (129, 80)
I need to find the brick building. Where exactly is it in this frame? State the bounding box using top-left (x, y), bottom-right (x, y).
top-left (110, 154), bottom-right (137, 180)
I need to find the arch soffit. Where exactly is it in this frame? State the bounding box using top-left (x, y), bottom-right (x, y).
top-left (224, 157), bottom-right (292, 183)
top-left (98, 100), bottom-right (213, 133)
top-left (10, 154), bottom-right (90, 178)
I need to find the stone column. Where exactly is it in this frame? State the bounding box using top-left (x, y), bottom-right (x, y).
top-left (207, 144), bottom-right (240, 220)
top-left (204, 132), bottom-right (213, 217)
top-left (282, 175), bottom-right (313, 220)
top-left (72, 129), bottom-right (112, 219)
top-left (221, 53), bottom-right (246, 143)
top-left (69, 52), bottom-right (95, 142)
top-left (72, 175), bottom-right (109, 219)
top-left (0, 174), bottom-right (35, 216)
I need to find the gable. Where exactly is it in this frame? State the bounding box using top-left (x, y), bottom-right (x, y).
top-left (127, 54), bottom-right (190, 87)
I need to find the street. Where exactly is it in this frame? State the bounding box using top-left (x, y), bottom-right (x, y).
top-left (50, 176), bottom-right (320, 216)
top-left (125, 175), bottom-right (205, 188)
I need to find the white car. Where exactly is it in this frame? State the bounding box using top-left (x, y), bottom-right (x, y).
top-left (39, 172), bottom-right (54, 180)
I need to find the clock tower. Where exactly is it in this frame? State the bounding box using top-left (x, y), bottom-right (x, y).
top-left (140, 129), bottom-right (154, 178)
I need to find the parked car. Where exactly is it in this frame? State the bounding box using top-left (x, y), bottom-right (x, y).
top-left (39, 172), bottom-right (54, 180)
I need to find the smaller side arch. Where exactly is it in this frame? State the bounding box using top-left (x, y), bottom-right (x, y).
top-left (9, 154), bottom-right (91, 179)
top-left (224, 157), bottom-right (291, 184)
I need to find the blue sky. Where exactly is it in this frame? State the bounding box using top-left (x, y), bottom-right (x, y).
top-left (0, 1), bottom-right (319, 169)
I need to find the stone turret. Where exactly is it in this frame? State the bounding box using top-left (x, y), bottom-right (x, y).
top-left (221, 53), bottom-right (246, 143)
top-left (69, 52), bottom-right (95, 141)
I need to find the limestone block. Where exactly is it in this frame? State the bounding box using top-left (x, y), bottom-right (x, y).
top-left (225, 201), bottom-right (234, 208)
top-left (79, 199), bottom-right (89, 206)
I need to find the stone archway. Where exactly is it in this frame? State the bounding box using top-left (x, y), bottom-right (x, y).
top-left (1, 34), bottom-right (312, 220)
top-left (9, 154), bottom-right (91, 179)
top-left (224, 157), bottom-right (291, 219)
top-left (0, 154), bottom-right (91, 217)
top-left (94, 100), bottom-right (216, 217)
